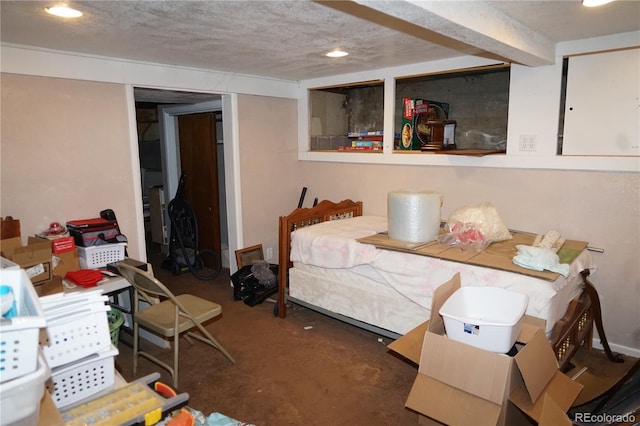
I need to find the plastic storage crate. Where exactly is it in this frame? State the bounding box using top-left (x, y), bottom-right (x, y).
top-left (439, 286), bottom-right (528, 353)
top-left (49, 344), bottom-right (119, 410)
top-left (78, 243), bottom-right (126, 269)
top-left (0, 269), bottom-right (47, 383)
top-left (39, 290), bottom-right (111, 368)
top-left (0, 352), bottom-right (50, 426)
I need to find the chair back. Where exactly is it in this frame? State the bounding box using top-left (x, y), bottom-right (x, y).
top-left (117, 263), bottom-right (181, 309)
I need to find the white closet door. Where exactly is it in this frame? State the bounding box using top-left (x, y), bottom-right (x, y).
top-left (562, 48), bottom-right (639, 156)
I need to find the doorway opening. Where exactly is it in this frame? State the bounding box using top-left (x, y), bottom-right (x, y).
top-left (133, 88), bottom-right (232, 271)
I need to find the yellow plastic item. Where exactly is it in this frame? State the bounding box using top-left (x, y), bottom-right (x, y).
top-left (144, 407), bottom-right (163, 426)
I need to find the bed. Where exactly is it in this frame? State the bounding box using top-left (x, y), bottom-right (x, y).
top-left (277, 199), bottom-right (623, 370)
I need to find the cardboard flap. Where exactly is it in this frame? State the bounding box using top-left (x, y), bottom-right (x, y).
top-left (514, 330), bottom-right (559, 402)
top-left (406, 373), bottom-right (502, 426)
top-left (427, 272), bottom-right (461, 335)
top-left (538, 394), bottom-right (573, 426)
top-left (510, 371), bottom-right (583, 422)
top-left (52, 249), bottom-right (79, 277)
top-left (387, 320), bottom-right (429, 365)
top-left (420, 332), bottom-right (513, 405)
top-left (14, 238), bottom-right (51, 264)
top-left (517, 316), bottom-right (547, 343)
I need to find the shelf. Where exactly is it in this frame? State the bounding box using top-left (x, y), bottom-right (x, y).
top-left (308, 65), bottom-right (509, 153)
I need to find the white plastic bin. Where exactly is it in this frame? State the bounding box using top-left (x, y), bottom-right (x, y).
top-left (49, 344), bottom-right (119, 410)
top-left (78, 243), bottom-right (126, 269)
top-left (39, 291), bottom-right (111, 368)
top-left (439, 286), bottom-right (528, 353)
top-left (0, 269), bottom-right (47, 383)
top-left (0, 352), bottom-right (50, 426)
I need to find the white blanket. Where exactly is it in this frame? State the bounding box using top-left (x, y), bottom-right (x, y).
top-left (290, 216), bottom-right (387, 268)
top-left (290, 216), bottom-right (594, 318)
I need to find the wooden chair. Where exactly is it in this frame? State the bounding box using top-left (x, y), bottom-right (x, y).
top-left (117, 263), bottom-right (235, 388)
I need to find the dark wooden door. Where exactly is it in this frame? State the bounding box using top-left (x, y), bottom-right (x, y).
top-left (177, 112), bottom-right (221, 264)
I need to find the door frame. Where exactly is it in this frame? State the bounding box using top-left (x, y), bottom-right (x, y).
top-left (158, 94), bottom-right (243, 273)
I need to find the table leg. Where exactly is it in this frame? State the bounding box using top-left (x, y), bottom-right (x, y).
top-left (581, 270), bottom-right (624, 364)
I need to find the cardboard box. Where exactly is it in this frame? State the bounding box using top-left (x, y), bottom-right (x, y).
top-left (52, 248), bottom-right (80, 277)
top-left (399, 98), bottom-right (450, 150)
top-left (0, 237), bottom-right (52, 284)
top-left (38, 391), bottom-right (64, 426)
top-left (391, 273), bottom-right (582, 425)
top-left (35, 275), bottom-right (64, 297)
top-left (1, 216), bottom-right (21, 240)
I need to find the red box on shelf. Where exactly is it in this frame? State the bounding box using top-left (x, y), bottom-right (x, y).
top-left (52, 236), bottom-right (76, 254)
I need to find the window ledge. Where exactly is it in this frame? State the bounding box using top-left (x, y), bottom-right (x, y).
top-left (299, 150), bottom-right (639, 172)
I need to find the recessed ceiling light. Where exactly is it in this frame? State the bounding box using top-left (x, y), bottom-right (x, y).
top-left (582, 0), bottom-right (615, 7)
top-left (45, 5), bottom-right (83, 18)
top-left (326, 50), bottom-right (349, 58)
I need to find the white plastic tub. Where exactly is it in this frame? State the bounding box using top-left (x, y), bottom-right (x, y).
top-left (0, 352), bottom-right (50, 426)
top-left (439, 286), bottom-right (529, 353)
top-left (0, 269), bottom-right (47, 382)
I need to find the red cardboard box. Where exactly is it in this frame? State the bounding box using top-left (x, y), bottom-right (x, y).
top-left (51, 236), bottom-right (76, 254)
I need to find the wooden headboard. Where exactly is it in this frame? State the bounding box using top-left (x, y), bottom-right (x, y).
top-left (277, 199), bottom-right (363, 318)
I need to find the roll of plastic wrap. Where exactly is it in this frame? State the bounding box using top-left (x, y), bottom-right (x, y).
top-left (388, 190), bottom-right (443, 243)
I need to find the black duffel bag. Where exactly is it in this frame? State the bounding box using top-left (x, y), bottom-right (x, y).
top-left (231, 263), bottom-right (278, 307)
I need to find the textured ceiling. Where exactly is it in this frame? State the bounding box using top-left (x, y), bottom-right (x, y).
top-left (1, 0), bottom-right (638, 102)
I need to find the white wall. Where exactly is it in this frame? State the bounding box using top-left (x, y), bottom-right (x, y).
top-left (295, 163), bottom-right (640, 355)
top-left (0, 73), bottom-right (144, 259)
top-left (236, 94), bottom-right (302, 261)
top-left (296, 32), bottom-right (640, 173)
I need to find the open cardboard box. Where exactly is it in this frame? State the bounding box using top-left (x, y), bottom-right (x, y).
top-left (0, 236), bottom-right (52, 283)
top-left (1, 235), bottom-right (79, 292)
top-left (390, 273), bottom-right (583, 426)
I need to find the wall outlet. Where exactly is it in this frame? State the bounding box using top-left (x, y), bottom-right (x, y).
top-left (265, 247), bottom-right (273, 261)
top-left (519, 134), bottom-right (537, 152)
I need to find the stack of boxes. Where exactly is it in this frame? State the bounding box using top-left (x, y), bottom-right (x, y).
top-left (0, 217), bottom-right (124, 422)
top-left (0, 223), bottom-right (81, 296)
top-left (39, 289), bottom-right (119, 411)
